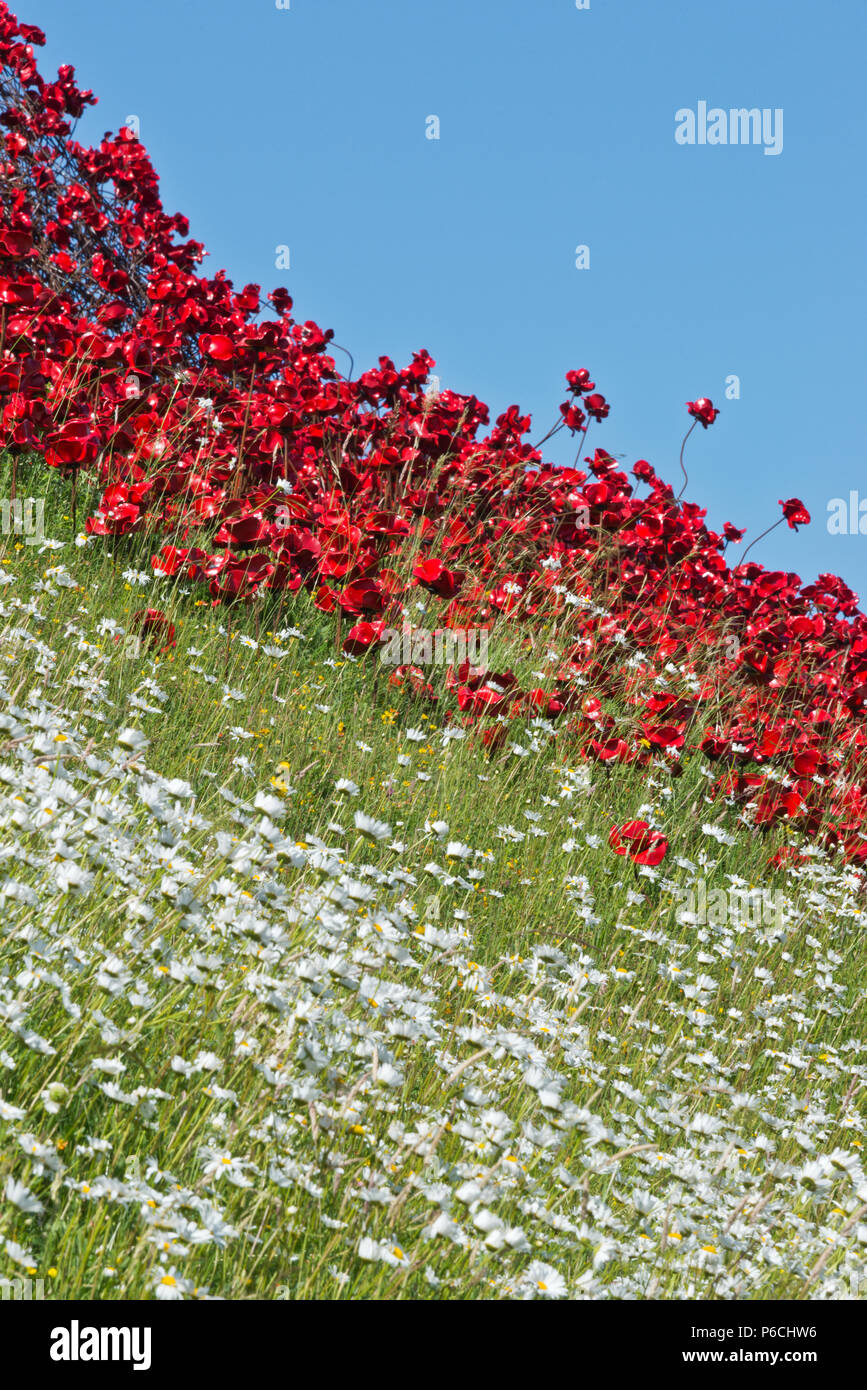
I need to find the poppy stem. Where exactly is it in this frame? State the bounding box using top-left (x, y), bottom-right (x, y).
top-left (676, 420), bottom-right (698, 499)
top-left (532, 418), bottom-right (567, 450)
top-left (739, 516), bottom-right (784, 566)
top-left (574, 423), bottom-right (591, 468)
top-left (331, 341), bottom-right (354, 381)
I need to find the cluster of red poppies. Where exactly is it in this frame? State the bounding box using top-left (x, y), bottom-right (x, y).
top-left (1, 3), bottom-right (866, 865)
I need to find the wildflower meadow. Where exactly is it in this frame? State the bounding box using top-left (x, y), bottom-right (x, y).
top-left (0, 0), bottom-right (864, 1330)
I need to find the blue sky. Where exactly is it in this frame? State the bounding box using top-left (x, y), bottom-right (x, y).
top-left (20, 0), bottom-right (867, 595)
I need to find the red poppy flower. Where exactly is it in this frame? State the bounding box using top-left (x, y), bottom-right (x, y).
top-left (559, 403), bottom-right (586, 433)
top-left (609, 820), bottom-right (668, 866)
top-left (44, 421), bottom-right (101, 471)
top-left (686, 398), bottom-right (719, 428)
top-left (589, 738), bottom-right (633, 763)
top-left (792, 750), bottom-right (823, 778)
top-left (198, 333), bottom-right (234, 362)
top-left (130, 608), bottom-right (176, 652)
top-left (342, 620), bottom-right (388, 654)
top-left (388, 664), bottom-right (438, 702)
top-left (337, 579), bottom-right (385, 615)
top-left (565, 368), bottom-right (594, 394)
top-left (457, 684), bottom-right (506, 714)
top-left (413, 558), bottom-right (465, 600)
top-left (778, 498), bottom-right (811, 530)
top-left (480, 724), bottom-right (509, 750)
top-left (640, 722), bottom-right (685, 751)
top-left (213, 516), bottom-right (270, 549)
top-left (584, 393), bottom-right (610, 422)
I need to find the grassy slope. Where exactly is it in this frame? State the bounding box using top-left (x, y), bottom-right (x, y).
top-left (0, 458), bottom-right (864, 1301)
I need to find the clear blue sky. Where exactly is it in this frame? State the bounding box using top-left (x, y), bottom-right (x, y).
top-left (20, 0), bottom-right (867, 595)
